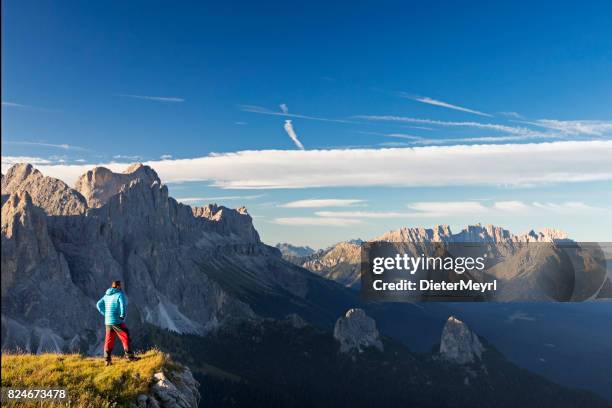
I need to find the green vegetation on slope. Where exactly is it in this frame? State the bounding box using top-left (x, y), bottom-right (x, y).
top-left (1, 349), bottom-right (178, 407)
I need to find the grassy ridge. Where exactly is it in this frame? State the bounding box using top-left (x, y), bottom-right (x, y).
top-left (1, 349), bottom-right (176, 407)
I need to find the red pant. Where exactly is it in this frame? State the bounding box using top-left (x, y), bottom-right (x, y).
top-left (104, 323), bottom-right (132, 359)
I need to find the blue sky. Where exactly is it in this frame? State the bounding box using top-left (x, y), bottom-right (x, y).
top-left (2, 0), bottom-right (612, 247)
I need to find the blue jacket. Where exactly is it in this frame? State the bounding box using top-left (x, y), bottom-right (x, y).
top-left (96, 288), bottom-right (128, 325)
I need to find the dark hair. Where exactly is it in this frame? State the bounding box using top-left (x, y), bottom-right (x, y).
top-left (112, 280), bottom-right (122, 288)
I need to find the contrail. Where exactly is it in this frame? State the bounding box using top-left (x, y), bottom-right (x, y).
top-left (284, 120), bottom-right (304, 150)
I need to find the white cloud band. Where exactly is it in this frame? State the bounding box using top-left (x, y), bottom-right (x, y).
top-left (280, 199), bottom-right (365, 208)
top-left (2, 141), bottom-right (611, 190)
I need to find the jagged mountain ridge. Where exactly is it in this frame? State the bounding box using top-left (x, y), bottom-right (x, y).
top-left (275, 243), bottom-right (315, 258)
top-left (286, 224), bottom-right (610, 299)
top-left (0, 163), bottom-right (360, 354)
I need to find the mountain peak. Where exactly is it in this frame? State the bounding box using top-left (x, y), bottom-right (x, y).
top-left (192, 203), bottom-right (260, 243)
top-left (375, 223), bottom-right (568, 244)
top-left (2, 163), bottom-right (87, 216)
top-left (333, 308), bottom-right (383, 353)
top-left (275, 243), bottom-right (315, 258)
top-left (124, 162), bottom-right (146, 173)
top-left (74, 164), bottom-right (161, 208)
top-left (4, 163), bottom-right (36, 180)
top-left (439, 316), bottom-right (484, 364)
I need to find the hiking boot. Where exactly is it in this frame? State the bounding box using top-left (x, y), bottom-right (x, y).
top-left (105, 360), bottom-right (112, 366)
top-left (126, 354), bottom-right (140, 362)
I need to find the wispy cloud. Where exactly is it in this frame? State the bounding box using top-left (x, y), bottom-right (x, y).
top-left (407, 201), bottom-right (486, 214)
top-left (386, 133), bottom-right (422, 140)
top-left (2, 101), bottom-right (57, 113)
top-left (493, 201), bottom-right (529, 211)
top-left (354, 115), bottom-right (539, 136)
top-left (1, 156), bottom-right (53, 165)
top-left (273, 217), bottom-right (362, 227)
top-left (120, 94), bottom-right (185, 103)
top-left (283, 120), bottom-right (305, 150)
top-left (388, 134), bottom-right (554, 146)
top-left (235, 121), bottom-right (248, 125)
top-left (293, 200), bottom-right (599, 223)
top-left (358, 131), bottom-right (422, 142)
top-left (525, 119), bottom-right (612, 136)
top-left (176, 195), bottom-right (264, 203)
top-left (402, 126), bottom-right (435, 131)
top-left (2, 101), bottom-right (31, 108)
top-left (240, 104), bottom-right (357, 124)
top-left (315, 211), bottom-right (420, 218)
top-left (404, 200), bottom-right (599, 217)
top-left (280, 199), bottom-right (365, 208)
top-left (531, 201), bottom-right (599, 214)
top-left (5, 141), bottom-right (611, 189)
top-left (2, 140), bottom-right (86, 151)
top-left (280, 103), bottom-right (289, 114)
top-left (405, 94), bottom-right (492, 117)
top-left (112, 154), bottom-right (142, 161)
top-left (499, 111), bottom-right (524, 119)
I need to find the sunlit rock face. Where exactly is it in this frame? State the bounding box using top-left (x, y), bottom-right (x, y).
top-left (334, 308), bottom-right (383, 353)
top-left (74, 163), bottom-right (160, 208)
top-left (1, 163), bottom-right (276, 352)
top-left (2, 163), bottom-right (87, 215)
top-left (439, 316), bottom-right (484, 364)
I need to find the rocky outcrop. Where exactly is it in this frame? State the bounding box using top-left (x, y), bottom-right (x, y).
top-left (192, 204), bottom-right (260, 243)
top-left (74, 163), bottom-right (160, 208)
top-left (334, 308), bottom-right (383, 353)
top-left (276, 243), bottom-right (315, 258)
top-left (518, 227), bottom-right (569, 242)
top-left (376, 223), bottom-right (567, 244)
top-left (299, 241), bottom-right (362, 288)
top-left (1, 191), bottom-right (99, 350)
top-left (134, 368), bottom-right (200, 408)
top-left (439, 316), bottom-right (484, 364)
top-left (1, 163), bottom-right (87, 215)
top-left (377, 224), bottom-right (454, 243)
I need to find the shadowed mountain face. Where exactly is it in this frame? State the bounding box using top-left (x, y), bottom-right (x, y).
top-left (143, 312), bottom-right (611, 408)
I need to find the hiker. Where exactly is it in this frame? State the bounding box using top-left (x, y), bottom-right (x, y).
top-left (96, 280), bottom-right (137, 365)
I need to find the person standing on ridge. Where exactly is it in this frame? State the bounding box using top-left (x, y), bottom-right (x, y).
top-left (96, 280), bottom-right (138, 365)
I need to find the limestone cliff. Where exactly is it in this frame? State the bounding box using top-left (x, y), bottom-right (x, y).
top-left (333, 308), bottom-right (383, 353)
top-left (439, 316), bottom-right (484, 364)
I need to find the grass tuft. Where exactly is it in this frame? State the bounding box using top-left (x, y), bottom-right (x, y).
top-left (1, 349), bottom-right (172, 407)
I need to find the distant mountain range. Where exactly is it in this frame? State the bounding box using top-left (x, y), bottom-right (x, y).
top-left (275, 243), bottom-right (316, 259)
top-left (283, 225), bottom-right (611, 301)
top-left (2, 163), bottom-right (611, 406)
